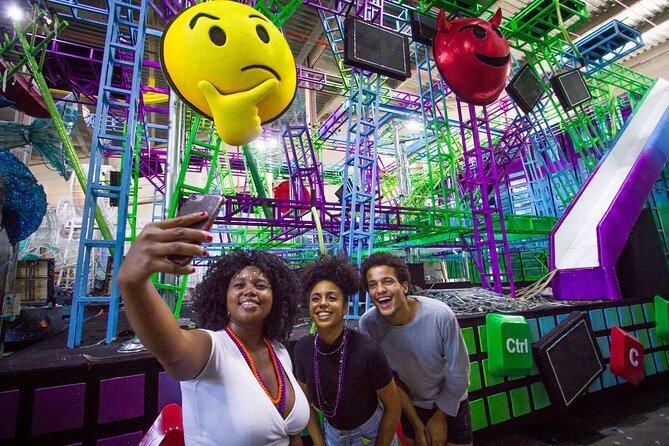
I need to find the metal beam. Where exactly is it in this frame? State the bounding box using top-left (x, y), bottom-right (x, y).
top-left (624, 39), bottom-right (669, 69)
top-left (295, 24), bottom-right (326, 67)
top-left (574, 0), bottom-right (642, 37)
top-left (635, 8), bottom-right (669, 34)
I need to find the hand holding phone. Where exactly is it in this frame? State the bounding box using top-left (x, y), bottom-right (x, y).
top-left (168, 194), bottom-right (225, 266)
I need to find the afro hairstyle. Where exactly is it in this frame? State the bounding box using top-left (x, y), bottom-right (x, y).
top-left (300, 255), bottom-right (361, 304)
top-left (191, 249), bottom-right (298, 341)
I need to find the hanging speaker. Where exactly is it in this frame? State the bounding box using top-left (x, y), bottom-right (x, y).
top-left (409, 11), bottom-right (437, 46)
top-left (532, 311), bottom-right (604, 410)
top-left (550, 69), bottom-right (591, 111)
top-left (334, 178), bottom-right (354, 203)
top-left (334, 184), bottom-right (344, 203)
top-left (506, 64), bottom-right (544, 114)
top-left (344, 16), bottom-right (411, 81)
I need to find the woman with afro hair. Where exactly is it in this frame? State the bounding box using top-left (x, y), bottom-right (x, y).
top-left (293, 255), bottom-right (400, 446)
top-left (116, 212), bottom-right (309, 446)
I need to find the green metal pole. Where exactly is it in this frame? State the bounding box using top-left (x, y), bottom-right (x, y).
top-left (241, 144), bottom-right (273, 220)
top-left (12, 20), bottom-right (114, 245)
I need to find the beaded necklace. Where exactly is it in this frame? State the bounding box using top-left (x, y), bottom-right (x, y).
top-left (224, 326), bottom-right (286, 414)
top-left (313, 327), bottom-right (348, 418)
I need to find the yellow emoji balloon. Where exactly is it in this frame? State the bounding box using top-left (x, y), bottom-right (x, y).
top-left (160, 1), bottom-right (297, 146)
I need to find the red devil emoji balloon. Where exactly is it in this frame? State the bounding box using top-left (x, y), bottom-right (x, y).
top-left (433, 9), bottom-right (511, 106)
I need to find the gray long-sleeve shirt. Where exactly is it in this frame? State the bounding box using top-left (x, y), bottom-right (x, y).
top-left (359, 295), bottom-right (470, 417)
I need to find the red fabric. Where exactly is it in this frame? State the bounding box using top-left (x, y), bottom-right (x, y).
top-left (272, 180), bottom-right (310, 214)
top-left (0, 60), bottom-right (50, 118)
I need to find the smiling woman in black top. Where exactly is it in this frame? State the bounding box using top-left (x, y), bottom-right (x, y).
top-left (294, 256), bottom-right (401, 446)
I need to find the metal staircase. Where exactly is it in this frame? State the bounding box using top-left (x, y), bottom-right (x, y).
top-left (152, 115), bottom-right (227, 317)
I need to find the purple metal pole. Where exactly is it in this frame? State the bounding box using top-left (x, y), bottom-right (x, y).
top-left (457, 98), bottom-right (515, 296)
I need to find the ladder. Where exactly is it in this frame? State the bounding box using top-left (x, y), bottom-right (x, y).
top-left (153, 115), bottom-right (226, 317)
top-left (68, 0), bottom-right (148, 347)
top-left (339, 68), bottom-right (382, 316)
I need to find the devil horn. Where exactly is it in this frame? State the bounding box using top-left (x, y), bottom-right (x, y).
top-left (490, 8), bottom-right (502, 27)
top-left (436, 9), bottom-right (451, 34)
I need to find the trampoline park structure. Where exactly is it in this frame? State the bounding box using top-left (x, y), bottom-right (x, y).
top-left (1, 0), bottom-right (667, 346)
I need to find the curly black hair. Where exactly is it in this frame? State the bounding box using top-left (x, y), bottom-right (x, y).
top-left (360, 252), bottom-right (411, 289)
top-left (192, 249), bottom-right (298, 342)
top-left (300, 255), bottom-right (361, 304)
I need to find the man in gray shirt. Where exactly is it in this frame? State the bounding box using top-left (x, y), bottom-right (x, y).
top-left (359, 253), bottom-right (471, 446)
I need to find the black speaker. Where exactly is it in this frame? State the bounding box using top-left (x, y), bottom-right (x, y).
top-left (334, 185), bottom-right (344, 203)
top-left (334, 178), bottom-right (354, 203)
top-left (506, 64), bottom-right (544, 114)
top-left (616, 208), bottom-right (669, 299)
top-left (344, 16), bottom-right (411, 81)
top-left (532, 311), bottom-right (604, 410)
top-left (550, 69), bottom-right (591, 111)
top-left (409, 11), bottom-right (437, 46)
top-left (407, 262), bottom-right (426, 289)
top-left (109, 170), bottom-right (120, 207)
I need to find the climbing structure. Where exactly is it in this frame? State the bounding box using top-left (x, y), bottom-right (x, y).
top-left (67, 0), bottom-right (148, 346)
top-left (8, 0), bottom-right (666, 340)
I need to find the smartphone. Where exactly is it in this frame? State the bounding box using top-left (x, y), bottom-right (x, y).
top-left (168, 193), bottom-right (225, 266)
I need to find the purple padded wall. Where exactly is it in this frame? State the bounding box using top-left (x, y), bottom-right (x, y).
top-left (0, 389), bottom-right (19, 439)
top-left (97, 431), bottom-right (144, 446)
top-left (32, 383), bottom-right (85, 435)
top-left (99, 374), bottom-right (145, 424)
top-left (158, 371), bottom-right (182, 410)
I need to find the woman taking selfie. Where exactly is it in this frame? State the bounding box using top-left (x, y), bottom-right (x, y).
top-left (116, 211), bottom-right (309, 445)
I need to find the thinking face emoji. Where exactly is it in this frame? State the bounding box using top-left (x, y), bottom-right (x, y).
top-left (161, 1), bottom-right (297, 145)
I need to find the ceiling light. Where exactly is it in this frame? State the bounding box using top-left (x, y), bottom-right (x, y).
top-left (405, 119), bottom-right (423, 133)
top-left (251, 137), bottom-right (280, 152)
top-left (7, 4), bottom-right (23, 21)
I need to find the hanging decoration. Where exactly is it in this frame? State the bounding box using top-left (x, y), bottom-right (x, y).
top-left (160, 1), bottom-right (297, 146)
top-left (433, 8), bottom-right (511, 106)
top-left (0, 59), bottom-right (50, 118)
top-left (0, 150), bottom-right (47, 244)
top-left (0, 95), bottom-right (79, 180)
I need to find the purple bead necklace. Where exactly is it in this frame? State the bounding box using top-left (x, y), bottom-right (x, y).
top-left (313, 327), bottom-right (348, 418)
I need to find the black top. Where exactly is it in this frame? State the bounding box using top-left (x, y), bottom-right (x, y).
top-left (294, 328), bottom-right (393, 430)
